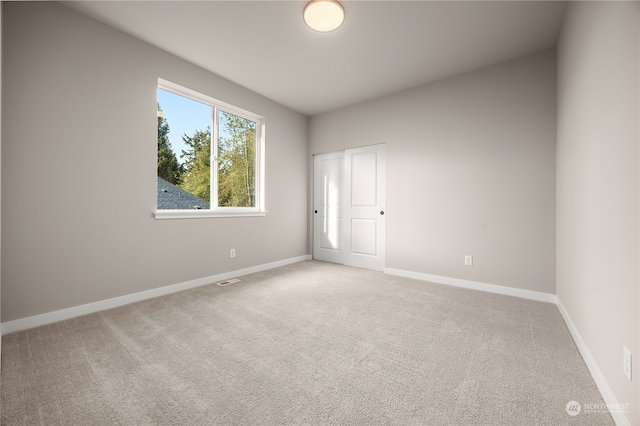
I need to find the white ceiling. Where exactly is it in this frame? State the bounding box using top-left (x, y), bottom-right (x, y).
top-left (63, 1), bottom-right (568, 116)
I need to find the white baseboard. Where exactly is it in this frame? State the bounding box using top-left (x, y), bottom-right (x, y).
top-left (556, 298), bottom-right (630, 426)
top-left (1, 255), bottom-right (311, 335)
top-left (384, 268), bottom-right (557, 304)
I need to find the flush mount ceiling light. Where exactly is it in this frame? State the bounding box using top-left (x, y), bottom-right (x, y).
top-left (303, 0), bottom-right (345, 33)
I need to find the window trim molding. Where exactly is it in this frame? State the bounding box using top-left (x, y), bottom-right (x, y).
top-left (154, 209), bottom-right (268, 220)
top-left (156, 78), bottom-right (266, 219)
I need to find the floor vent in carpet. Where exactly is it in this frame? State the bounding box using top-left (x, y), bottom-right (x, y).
top-left (217, 278), bottom-right (241, 287)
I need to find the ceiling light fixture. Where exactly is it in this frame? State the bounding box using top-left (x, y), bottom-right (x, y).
top-left (303, 0), bottom-right (345, 33)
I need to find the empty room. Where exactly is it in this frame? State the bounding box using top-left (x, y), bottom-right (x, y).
top-left (1, 1), bottom-right (639, 425)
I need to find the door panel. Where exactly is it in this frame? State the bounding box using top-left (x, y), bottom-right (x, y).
top-left (351, 218), bottom-right (377, 255)
top-left (343, 144), bottom-right (385, 271)
top-left (313, 152), bottom-right (344, 264)
top-left (351, 151), bottom-right (378, 206)
top-left (320, 217), bottom-right (341, 250)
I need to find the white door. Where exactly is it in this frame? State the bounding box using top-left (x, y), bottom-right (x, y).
top-left (342, 144), bottom-right (385, 271)
top-left (313, 144), bottom-right (385, 271)
top-left (313, 151), bottom-right (344, 264)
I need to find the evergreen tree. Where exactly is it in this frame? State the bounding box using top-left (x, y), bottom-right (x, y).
top-left (157, 105), bottom-right (182, 185)
top-left (179, 129), bottom-right (211, 202)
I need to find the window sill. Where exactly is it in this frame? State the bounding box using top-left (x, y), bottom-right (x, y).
top-left (154, 209), bottom-right (268, 220)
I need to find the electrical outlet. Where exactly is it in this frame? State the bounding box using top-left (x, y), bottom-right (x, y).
top-left (464, 255), bottom-right (473, 266)
top-left (623, 346), bottom-right (632, 381)
top-left (230, 249), bottom-right (236, 258)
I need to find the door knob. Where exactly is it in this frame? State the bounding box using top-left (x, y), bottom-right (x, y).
top-left (315, 210), bottom-right (318, 214)
top-left (380, 211), bottom-right (385, 215)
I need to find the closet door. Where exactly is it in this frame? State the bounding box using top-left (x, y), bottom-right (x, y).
top-left (313, 151), bottom-right (344, 264)
top-left (342, 144), bottom-right (386, 271)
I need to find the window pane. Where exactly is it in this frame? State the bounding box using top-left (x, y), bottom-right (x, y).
top-left (157, 88), bottom-right (212, 210)
top-left (218, 111), bottom-right (257, 207)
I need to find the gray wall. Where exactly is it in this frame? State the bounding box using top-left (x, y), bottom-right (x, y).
top-left (2, 2), bottom-right (309, 322)
top-left (0, 2), bottom-right (3, 352)
top-left (557, 2), bottom-right (639, 424)
top-left (310, 50), bottom-right (557, 295)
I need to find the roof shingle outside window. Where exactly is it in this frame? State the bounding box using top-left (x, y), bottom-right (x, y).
top-left (157, 177), bottom-right (210, 210)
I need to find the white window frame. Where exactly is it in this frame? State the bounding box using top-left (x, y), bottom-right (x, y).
top-left (154, 78), bottom-right (266, 219)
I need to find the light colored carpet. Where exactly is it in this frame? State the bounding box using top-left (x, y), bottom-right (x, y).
top-left (1, 260), bottom-right (613, 425)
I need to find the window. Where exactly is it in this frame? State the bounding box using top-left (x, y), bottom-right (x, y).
top-left (155, 79), bottom-right (265, 219)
